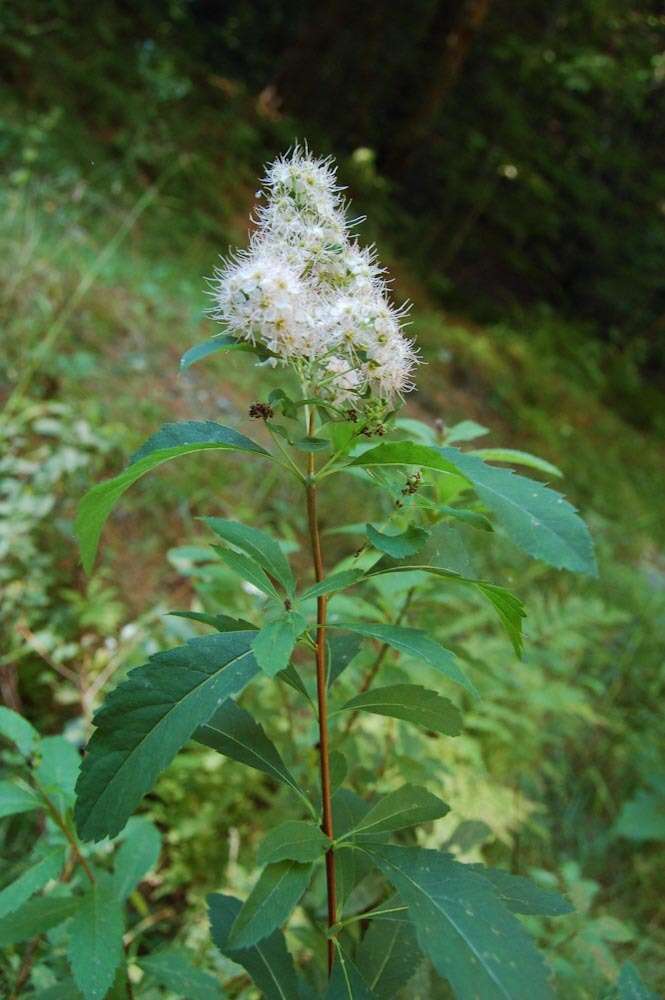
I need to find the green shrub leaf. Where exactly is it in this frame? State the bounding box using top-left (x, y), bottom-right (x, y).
top-left (334, 621), bottom-right (477, 697)
top-left (328, 634), bottom-right (363, 688)
top-left (366, 524), bottom-right (430, 559)
top-left (340, 785), bottom-right (449, 840)
top-left (339, 685), bottom-right (463, 736)
top-left (76, 421), bottom-right (270, 573)
top-left (113, 817), bottom-right (161, 899)
top-left (180, 334), bottom-right (254, 370)
top-left (442, 447), bottom-right (597, 576)
top-left (212, 546), bottom-right (282, 600)
top-left (227, 860), bottom-right (313, 948)
top-left (209, 892), bottom-right (302, 1000)
top-left (257, 821), bottom-right (330, 865)
top-left (300, 569), bottom-right (366, 602)
top-left (75, 631), bottom-right (259, 841)
top-left (470, 448), bottom-right (563, 478)
top-left (67, 871), bottom-right (124, 1000)
top-left (204, 517), bottom-right (295, 595)
top-left (140, 948), bottom-right (224, 1000)
top-left (0, 781), bottom-right (42, 819)
top-left (0, 706), bottom-right (39, 757)
top-left (365, 844), bottom-right (555, 999)
top-left (36, 735), bottom-right (81, 813)
top-left (350, 441), bottom-right (466, 486)
top-left (356, 899), bottom-right (421, 999)
top-left (325, 945), bottom-right (376, 998)
top-left (0, 893), bottom-right (80, 946)
top-left (470, 866), bottom-right (573, 916)
top-left (252, 612), bottom-right (308, 677)
top-left (0, 846), bottom-right (66, 920)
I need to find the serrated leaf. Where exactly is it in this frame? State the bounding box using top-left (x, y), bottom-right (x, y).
top-left (204, 518), bottom-right (295, 595)
top-left (333, 790), bottom-right (373, 906)
top-left (470, 866), bottom-right (573, 916)
top-left (168, 610), bottom-right (256, 631)
top-left (618, 961), bottom-right (659, 1000)
top-left (213, 546), bottom-right (282, 600)
top-left (356, 898), bottom-right (421, 999)
top-left (67, 871), bottom-right (124, 1000)
top-left (113, 817), bottom-right (161, 899)
top-left (227, 860), bottom-right (313, 949)
top-left (75, 632), bottom-right (259, 841)
top-left (209, 893), bottom-right (301, 1000)
top-left (195, 699), bottom-right (305, 802)
top-left (365, 524), bottom-right (430, 559)
top-left (350, 442), bottom-right (465, 485)
top-left (36, 735), bottom-right (80, 813)
top-left (334, 622), bottom-right (477, 697)
top-left (326, 946), bottom-right (376, 998)
top-left (0, 706), bottom-right (39, 757)
top-left (300, 569), bottom-right (366, 603)
top-left (0, 780), bottom-right (42, 819)
top-left (328, 634), bottom-right (363, 688)
top-left (339, 684), bottom-right (462, 736)
top-left (0, 893), bottom-right (80, 945)
top-left (252, 612), bottom-right (307, 677)
top-left (470, 448), bottom-right (563, 478)
top-left (139, 948), bottom-right (224, 999)
top-left (76, 421), bottom-right (270, 573)
top-left (442, 446), bottom-right (596, 576)
top-left (257, 821), bottom-right (330, 865)
top-left (0, 846), bottom-right (65, 920)
top-left (180, 333), bottom-right (254, 370)
top-left (474, 582), bottom-right (526, 658)
top-left (365, 844), bottom-right (555, 999)
top-left (341, 785), bottom-right (448, 840)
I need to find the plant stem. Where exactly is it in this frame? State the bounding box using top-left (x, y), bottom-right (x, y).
top-left (304, 418), bottom-right (337, 976)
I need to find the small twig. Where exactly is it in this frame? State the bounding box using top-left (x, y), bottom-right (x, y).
top-left (16, 625), bottom-right (79, 684)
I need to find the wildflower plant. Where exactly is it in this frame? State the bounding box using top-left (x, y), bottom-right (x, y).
top-left (64, 148), bottom-right (597, 997)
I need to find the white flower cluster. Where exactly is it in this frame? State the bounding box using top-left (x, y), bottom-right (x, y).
top-left (211, 146), bottom-right (418, 411)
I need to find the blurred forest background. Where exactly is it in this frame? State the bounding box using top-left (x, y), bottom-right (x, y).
top-left (1, 1), bottom-right (664, 996)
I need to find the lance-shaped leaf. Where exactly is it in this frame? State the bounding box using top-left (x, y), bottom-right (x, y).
top-left (0, 706), bottom-right (39, 757)
top-left (257, 821), bottom-right (330, 865)
top-left (470, 448), bottom-right (563, 478)
top-left (365, 524), bottom-right (430, 559)
top-left (333, 790), bottom-right (374, 906)
top-left (169, 610), bottom-right (256, 631)
top-left (339, 685), bottom-right (463, 737)
top-left (36, 735), bottom-right (81, 813)
top-left (326, 946), bottom-right (376, 999)
top-left (0, 846), bottom-right (65, 920)
top-left (444, 420), bottom-right (489, 444)
top-left (140, 948), bottom-right (224, 1000)
top-left (0, 781), bottom-right (42, 819)
top-left (209, 893), bottom-right (302, 1000)
top-left (0, 893), bottom-right (81, 946)
top-left (76, 421), bottom-right (270, 573)
top-left (356, 898), bottom-right (422, 999)
top-left (213, 546), bottom-right (282, 600)
top-left (333, 622), bottom-right (477, 697)
top-left (252, 612), bottom-right (308, 677)
top-left (328, 633), bottom-right (363, 688)
top-left (227, 860), bottom-right (313, 949)
top-left (339, 785), bottom-right (448, 841)
top-left (441, 446), bottom-right (597, 576)
top-left (300, 569), bottom-right (366, 603)
top-left (204, 518), bottom-right (295, 595)
top-left (67, 871), bottom-right (124, 1000)
top-left (113, 817), bottom-right (162, 899)
top-left (365, 844), bottom-right (555, 999)
top-left (75, 631), bottom-right (259, 841)
top-left (350, 442), bottom-right (465, 486)
top-left (195, 699), bottom-right (308, 806)
top-left (470, 866), bottom-right (573, 916)
top-left (180, 333), bottom-right (256, 370)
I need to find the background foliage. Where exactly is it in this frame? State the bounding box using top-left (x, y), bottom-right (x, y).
top-left (0, 1), bottom-right (664, 996)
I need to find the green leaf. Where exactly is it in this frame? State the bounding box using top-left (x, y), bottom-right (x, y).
top-left (76, 421), bottom-right (270, 573)
top-left (328, 634), bottom-right (363, 688)
top-left (0, 846), bottom-right (65, 920)
top-left (36, 735), bottom-right (80, 812)
top-left (140, 948), bottom-right (224, 1000)
top-left (67, 871), bottom-right (124, 1000)
top-left (113, 817), bottom-right (161, 899)
top-left (350, 442), bottom-right (465, 484)
top-left (329, 750), bottom-right (348, 793)
top-left (0, 706), bottom-right (39, 757)
top-left (168, 610), bottom-right (256, 631)
top-left (615, 790), bottom-right (665, 841)
top-left (442, 446), bottom-right (597, 576)
top-left (252, 612), bottom-right (307, 677)
top-left (300, 569), bottom-right (366, 603)
top-left (474, 582), bottom-right (526, 658)
top-left (444, 420), bottom-right (489, 444)
top-left (439, 504), bottom-right (494, 532)
top-left (0, 893), bottom-right (80, 945)
top-left (213, 546), bottom-right (282, 600)
top-left (257, 821), bottom-right (330, 865)
top-left (333, 790), bottom-right (374, 906)
top-left (339, 685), bottom-right (463, 736)
top-left (470, 866), bottom-right (573, 916)
top-left (334, 622), bottom-right (477, 697)
top-left (470, 448), bottom-right (563, 478)
top-left (365, 844), bottom-right (555, 999)
top-left (294, 435), bottom-right (330, 452)
top-left (195, 699), bottom-right (305, 802)
top-left (341, 785), bottom-right (448, 840)
top-left (365, 524), bottom-right (430, 559)
top-left (356, 899), bottom-right (421, 999)
top-left (75, 631), bottom-right (259, 841)
top-left (209, 893), bottom-right (301, 1000)
top-left (204, 518), bottom-right (295, 595)
top-left (180, 333), bottom-right (254, 370)
top-left (326, 946), bottom-right (376, 998)
top-left (227, 860), bottom-right (313, 949)
top-left (0, 780), bottom-right (41, 819)
top-left (618, 961), bottom-right (659, 1000)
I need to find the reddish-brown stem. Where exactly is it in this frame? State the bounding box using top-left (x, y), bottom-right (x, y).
top-left (305, 437), bottom-right (337, 975)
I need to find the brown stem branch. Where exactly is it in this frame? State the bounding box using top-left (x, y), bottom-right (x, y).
top-left (305, 419), bottom-right (337, 976)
